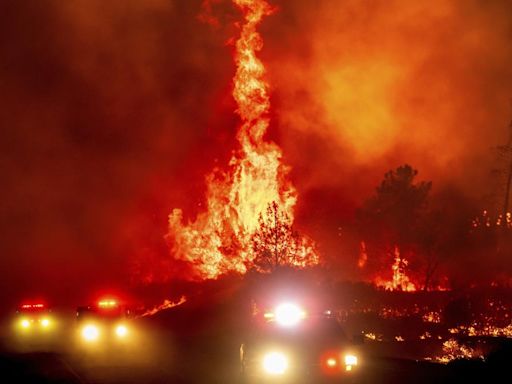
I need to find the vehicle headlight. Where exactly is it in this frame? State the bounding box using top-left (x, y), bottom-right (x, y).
top-left (20, 319), bottom-right (31, 328)
top-left (262, 352), bottom-right (288, 375)
top-left (344, 354), bottom-right (358, 369)
top-left (41, 318), bottom-right (50, 327)
top-left (82, 324), bottom-right (100, 341)
top-left (115, 324), bottom-right (128, 337)
top-left (275, 303), bottom-right (305, 327)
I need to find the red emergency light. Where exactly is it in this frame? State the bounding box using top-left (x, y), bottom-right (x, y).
top-left (21, 303), bottom-right (45, 309)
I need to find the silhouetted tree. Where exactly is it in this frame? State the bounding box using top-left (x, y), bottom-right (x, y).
top-left (467, 119), bottom-right (512, 281)
top-left (358, 164), bottom-right (431, 248)
top-left (492, 121), bottom-right (512, 217)
top-left (357, 165), bottom-right (432, 286)
top-left (484, 121), bottom-right (512, 272)
top-left (250, 202), bottom-right (316, 273)
top-left (416, 204), bottom-right (463, 291)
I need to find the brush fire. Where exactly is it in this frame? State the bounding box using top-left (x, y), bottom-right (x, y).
top-left (158, 5), bottom-right (512, 371)
top-left (167, 0), bottom-right (318, 280)
top-left (4, 0), bottom-right (512, 382)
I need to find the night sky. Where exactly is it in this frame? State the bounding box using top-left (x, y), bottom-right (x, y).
top-left (1, 0), bottom-right (512, 309)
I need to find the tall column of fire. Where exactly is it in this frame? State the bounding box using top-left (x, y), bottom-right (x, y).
top-left (167, 0), bottom-right (318, 279)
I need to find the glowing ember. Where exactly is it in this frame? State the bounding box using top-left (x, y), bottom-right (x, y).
top-left (472, 209), bottom-right (512, 229)
top-left (364, 332), bottom-right (383, 341)
top-left (140, 296), bottom-right (187, 317)
top-left (167, 0), bottom-right (318, 279)
top-left (375, 246), bottom-right (416, 291)
top-left (449, 323), bottom-right (512, 338)
top-left (358, 241), bottom-right (368, 268)
top-left (434, 339), bottom-right (481, 363)
top-left (422, 311), bottom-right (441, 323)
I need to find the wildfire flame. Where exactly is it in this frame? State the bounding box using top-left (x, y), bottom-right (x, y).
top-left (434, 339), bottom-right (481, 363)
top-left (140, 296), bottom-right (187, 317)
top-left (167, 0), bottom-right (318, 279)
top-left (375, 246), bottom-right (417, 292)
top-left (358, 241), bottom-right (368, 268)
top-left (472, 209), bottom-right (512, 229)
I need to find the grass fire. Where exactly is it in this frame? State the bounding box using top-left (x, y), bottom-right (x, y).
top-left (2, 0), bottom-right (512, 383)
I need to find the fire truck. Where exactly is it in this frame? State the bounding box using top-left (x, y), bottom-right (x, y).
top-left (240, 302), bottom-right (361, 383)
top-left (14, 303), bottom-right (55, 334)
top-left (76, 299), bottom-right (132, 345)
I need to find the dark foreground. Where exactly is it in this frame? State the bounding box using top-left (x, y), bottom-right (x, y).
top-left (1, 330), bottom-right (511, 384)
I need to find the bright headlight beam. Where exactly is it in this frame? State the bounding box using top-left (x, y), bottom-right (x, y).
top-left (82, 325), bottom-right (99, 341)
top-left (262, 352), bottom-right (288, 375)
top-left (115, 325), bottom-right (128, 337)
top-left (41, 318), bottom-right (50, 327)
top-left (275, 303), bottom-right (304, 327)
top-left (344, 354), bottom-right (358, 366)
top-left (21, 319), bottom-right (30, 328)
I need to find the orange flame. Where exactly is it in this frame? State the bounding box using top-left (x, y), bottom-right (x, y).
top-left (472, 209), bottom-right (512, 229)
top-left (434, 339), bottom-right (481, 363)
top-left (375, 246), bottom-right (417, 292)
top-left (140, 296), bottom-right (187, 317)
top-left (358, 241), bottom-right (368, 268)
top-left (167, 0), bottom-right (318, 280)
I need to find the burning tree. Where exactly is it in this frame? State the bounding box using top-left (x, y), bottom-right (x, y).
top-left (472, 121), bottom-right (512, 240)
top-left (357, 165), bottom-right (432, 290)
top-left (491, 120), bottom-right (512, 218)
top-left (358, 166), bottom-right (483, 290)
top-left (468, 122), bottom-right (512, 282)
top-left (251, 202), bottom-right (318, 273)
top-left (166, 0), bottom-right (320, 280)
top-left (375, 246), bottom-right (416, 291)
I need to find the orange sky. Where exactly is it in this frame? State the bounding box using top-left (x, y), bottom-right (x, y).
top-left (1, 0), bottom-right (512, 302)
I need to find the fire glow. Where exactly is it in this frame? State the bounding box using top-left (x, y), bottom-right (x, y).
top-left (374, 246), bottom-right (417, 292)
top-left (167, 0), bottom-right (318, 279)
top-left (140, 296), bottom-right (187, 317)
top-left (434, 339), bottom-right (481, 364)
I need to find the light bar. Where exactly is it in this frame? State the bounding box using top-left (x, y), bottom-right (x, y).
top-left (275, 303), bottom-right (306, 327)
top-left (21, 304), bottom-right (45, 309)
top-left (98, 300), bottom-right (117, 308)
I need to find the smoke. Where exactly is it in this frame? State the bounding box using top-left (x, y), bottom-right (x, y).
top-left (0, 0), bottom-right (236, 304)
top-left (1, 0), bottom-right (512, 298)
top-left (253, 0), bottom-right (512, 278)
top-left (264, 0), bottom-right (512, 196)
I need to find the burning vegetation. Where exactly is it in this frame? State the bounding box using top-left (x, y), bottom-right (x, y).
top-left (124, 0), bottom-right (512, 295)
top-left (355, 164), bottom-right (452, 291)
top-left (167, 0), bottom-right (318, 280)
top-left (128, 5), bottom-right (512, 355)
top-left (434, 339), bottom-right (482, 363)
top-left (140, 296), bottom-right (187, 318)
top-left (374, 246), bottom-right (416, 292)
top-left (331, 283), bottom-right (512, 363)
